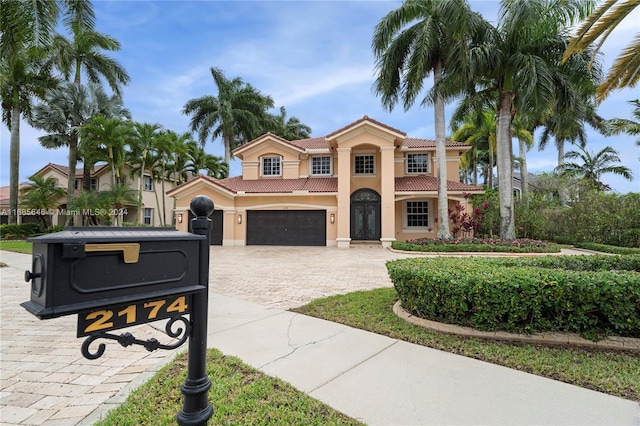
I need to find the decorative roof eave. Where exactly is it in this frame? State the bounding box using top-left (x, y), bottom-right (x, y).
top-left (233, 132), bottom-right (305, 158)
top-left (325, 115), bottom-right (406, 142)
top-left (398, 142), bottom-right (472, 152)
top-left (235, 191), bottom-right (338, 197)
top-left (167, 174), bottom-right (236, 198)
top-left (305, 148), bottom-right (332, 154)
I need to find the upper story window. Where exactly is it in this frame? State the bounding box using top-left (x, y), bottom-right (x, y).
top-left (406, 153), bottom-right (430, 174)
top-left (261, 156), bottom-right (282, 177)
top-left (74, 179), bottom-right (81, 190)
top-left (144, 175), bottom-right (153, 191)
top-left (311, 156), bottom-right (332, 176)
top-left (354, 154), bottom-right (375, 175)
top-left (90, 178), bottom-right (98, 191)
top-left (116, 176), bottom-right (126, 186)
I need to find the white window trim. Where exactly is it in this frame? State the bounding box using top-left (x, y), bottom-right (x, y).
top-left (260, 155), bottom-right (283, 177)
top-left (310, 155), bottom-right (333, 176)
top-left (143, 208), bottom-right (153, 225)
top-left (402, 199), bottom-right (433, 232)
top-left (144, 175), bottom-right (154, 191)
top-left (406, 152), bottom-right (431, 175)
top-left (353, 152), bottom-right (376, 176)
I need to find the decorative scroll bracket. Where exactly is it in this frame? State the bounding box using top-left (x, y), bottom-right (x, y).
top-left (81, 315), bottom-right (190, 360)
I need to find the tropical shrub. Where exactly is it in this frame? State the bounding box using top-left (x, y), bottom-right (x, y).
top-left (387, 256), bottom-right (640, 340)
top-left (0, 223), bottom-right (42, 239)
top-left (393, 237), bottom-right (560, 253)
top-left (573, 243), bottom-right (640, 255)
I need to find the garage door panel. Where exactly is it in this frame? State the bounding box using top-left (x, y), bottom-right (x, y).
top-left (247, 210), bottom-right (325, 246)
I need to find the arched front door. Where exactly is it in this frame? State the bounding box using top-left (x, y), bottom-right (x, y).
top-left (350, 188), bottom-right (381, 240)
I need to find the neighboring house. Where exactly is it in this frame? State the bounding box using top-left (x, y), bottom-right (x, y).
top-left (169, 116), bottom-right (483, 247)
top-left (0, 163), bottom-right (176, 227)
top-left (0, 184), bottom-right (35, 225)
top-left (512, 172), bottom-right (540, 198)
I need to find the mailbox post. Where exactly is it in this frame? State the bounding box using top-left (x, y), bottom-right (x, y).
top-left (21, 195), bottom-right (216, 425)
top-left (177, 196), bottom-right (214, 425)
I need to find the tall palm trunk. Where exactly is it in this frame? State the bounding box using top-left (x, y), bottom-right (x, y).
top-left (223, 134), bottom-right (231, 164)
top-left (9, 105), bottom-right (21, 224)
top-left (434, 61), bottom-right (451, 239)
top-left (557, 138), bottom-right (565, 166)
top-left (137, 154), bottom-right (147, 224)
top-left (496, 90), bottom-right (515, 240)
top-left (66, 132), bottom-right (78, 226)
top-left (518, 137), bottom-right (529, 198)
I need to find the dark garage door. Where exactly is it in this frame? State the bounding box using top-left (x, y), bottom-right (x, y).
top-left (188, 209), bottom-right (223, 245)
top-left (247, 210), bottom-right (326, 246)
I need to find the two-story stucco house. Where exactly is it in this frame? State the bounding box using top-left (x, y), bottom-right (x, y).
top-left (17, 163), bottom-right (177, 227)
top-left (168, 116), bottom-right (483, 247)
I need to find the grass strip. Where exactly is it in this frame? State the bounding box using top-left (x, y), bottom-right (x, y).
top-left (95, 349), bottom-right (363, 426)
top-left (291, 288), bottom-right (640, 402)
top-left (0, 240), bottom-right (32, 254)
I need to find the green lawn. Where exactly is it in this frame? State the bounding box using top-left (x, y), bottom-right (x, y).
top-left (292, 288), bottom-right (640, 402)
top-left (0, 240), bottom-right (32, 254)
top-left (95, 349), bottom-right (363, 426)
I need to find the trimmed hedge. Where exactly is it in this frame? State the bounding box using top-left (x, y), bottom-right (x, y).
top-left (573, 243), bottom-right (640, 255)
top-left (0, 223), bottom-right (42, 239)
top-left (387, 255), bottom-right (640, 340)
top-left (392, 238), bottom-right (561, 253)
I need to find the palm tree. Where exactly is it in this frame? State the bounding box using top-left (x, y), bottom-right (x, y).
top-left (372, 0), bottom-right (484, 240)
top-left (453, 0), bottom-right (596, 239)
top-left (68, 189), bottom-right (103, 225)
top-left (555, 145), bottom-right (633, 191)
top-left (128, 121), bottom-right (163, 223)
top-left (451, 109), bottom-right (497, 188)
top-left (52, 0), bottom-right (130, 96)
top-left (563, 0), bottom-right (640, 102)
top-left (79, 116), bottom-right (134, 189)
top-left (30, 82), bottom-right (129, 222)
top-left (98, 184), bottom-right (138, 226)
top-left (183, 67), bottom-right (274, 163)
top-left (186, 141), bottom-right (229, 179)
top-left (1, 0), bottom-right (59, 224)
top-left (266, 106), bottom-right (312, 140)
top-left (605, 99), bottom-right (640, 148)
top-left (19, 175), bottom-right (65, 228)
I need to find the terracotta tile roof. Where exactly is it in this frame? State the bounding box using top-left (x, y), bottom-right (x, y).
top-left (395, 175), bottom-right (483, 192)
top-left (216, 176), bottom-right (338, 193)
top-left (32, 163), bottom-right (109, 178)
top-left (0, 184), bottom-right (30, 202)
top-left (401, 138), bottom-right (470, 149)
top-left (289, 137), bottom-right (328, 150)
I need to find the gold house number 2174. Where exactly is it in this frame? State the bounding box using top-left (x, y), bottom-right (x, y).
top-left (77, 295), bottom-right (190, 337)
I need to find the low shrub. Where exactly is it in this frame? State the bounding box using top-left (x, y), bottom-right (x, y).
top-left (392, 237), bottom-right (561, 253)
top-left (0, 223), bottom-right (42, 239)
top-left (574, 243), bottom-right (640, 255)
top-left (387, 256), bottom-right (640, 340)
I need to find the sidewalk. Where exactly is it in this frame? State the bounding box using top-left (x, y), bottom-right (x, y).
top-left (2, 249), bottom-right (639, 425)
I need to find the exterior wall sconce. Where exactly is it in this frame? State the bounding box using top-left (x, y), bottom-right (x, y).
top-left (330, 213), bottom-right (335, 224)
top-left (237, 214), bottom-right (242, 224)
top-left (177, 213), bottom-right (183, 223)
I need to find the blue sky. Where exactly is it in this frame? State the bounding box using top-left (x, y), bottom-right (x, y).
top-left (1, 0), bottom-right (639, 193)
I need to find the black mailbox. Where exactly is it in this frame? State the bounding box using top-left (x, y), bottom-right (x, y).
top-left (22, 227), bottom-right (206, 319)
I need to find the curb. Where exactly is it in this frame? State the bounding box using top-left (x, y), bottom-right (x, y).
top-left (393, 301), bottom-right (640, 352)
